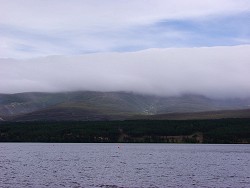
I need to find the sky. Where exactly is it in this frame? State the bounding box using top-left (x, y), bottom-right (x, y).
top-left (0, 0), bottom-right (250, 97)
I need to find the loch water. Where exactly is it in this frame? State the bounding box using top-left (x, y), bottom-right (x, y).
top-left (0, 143), bottom-right (249, 188)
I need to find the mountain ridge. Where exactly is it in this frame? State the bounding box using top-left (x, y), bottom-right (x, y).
top-left (1, 91), bottom-right (250, 121)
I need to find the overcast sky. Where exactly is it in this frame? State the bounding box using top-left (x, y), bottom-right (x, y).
top-left (0, 0), bottom-right (250, 97)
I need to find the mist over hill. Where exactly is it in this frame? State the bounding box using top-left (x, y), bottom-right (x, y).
top-left (1, 45), bottom-right (250, 98)
top-left (1, 46), bottom-right (250, 121)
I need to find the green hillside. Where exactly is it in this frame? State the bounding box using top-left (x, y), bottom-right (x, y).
top-left (1, 91), bottom-right (250, 121)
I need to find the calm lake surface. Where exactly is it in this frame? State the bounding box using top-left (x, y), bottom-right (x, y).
top-left (0, 144), bottom-right (249, 188)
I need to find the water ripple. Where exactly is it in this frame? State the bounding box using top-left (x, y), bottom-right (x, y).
top-left (0, 143), bottom-right (249, 188)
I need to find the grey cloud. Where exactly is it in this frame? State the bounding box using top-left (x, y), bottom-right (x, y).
top-left (0, 45), bottom-right (250, 98)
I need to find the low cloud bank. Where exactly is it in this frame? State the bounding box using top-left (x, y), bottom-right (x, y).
top-left (0, 45), bottom-right (250, 98)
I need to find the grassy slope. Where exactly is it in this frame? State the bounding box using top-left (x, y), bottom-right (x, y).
top-left (132, 109), bottom-right (250, 120)
top-left (1, 91), bottom-right (250, 121)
